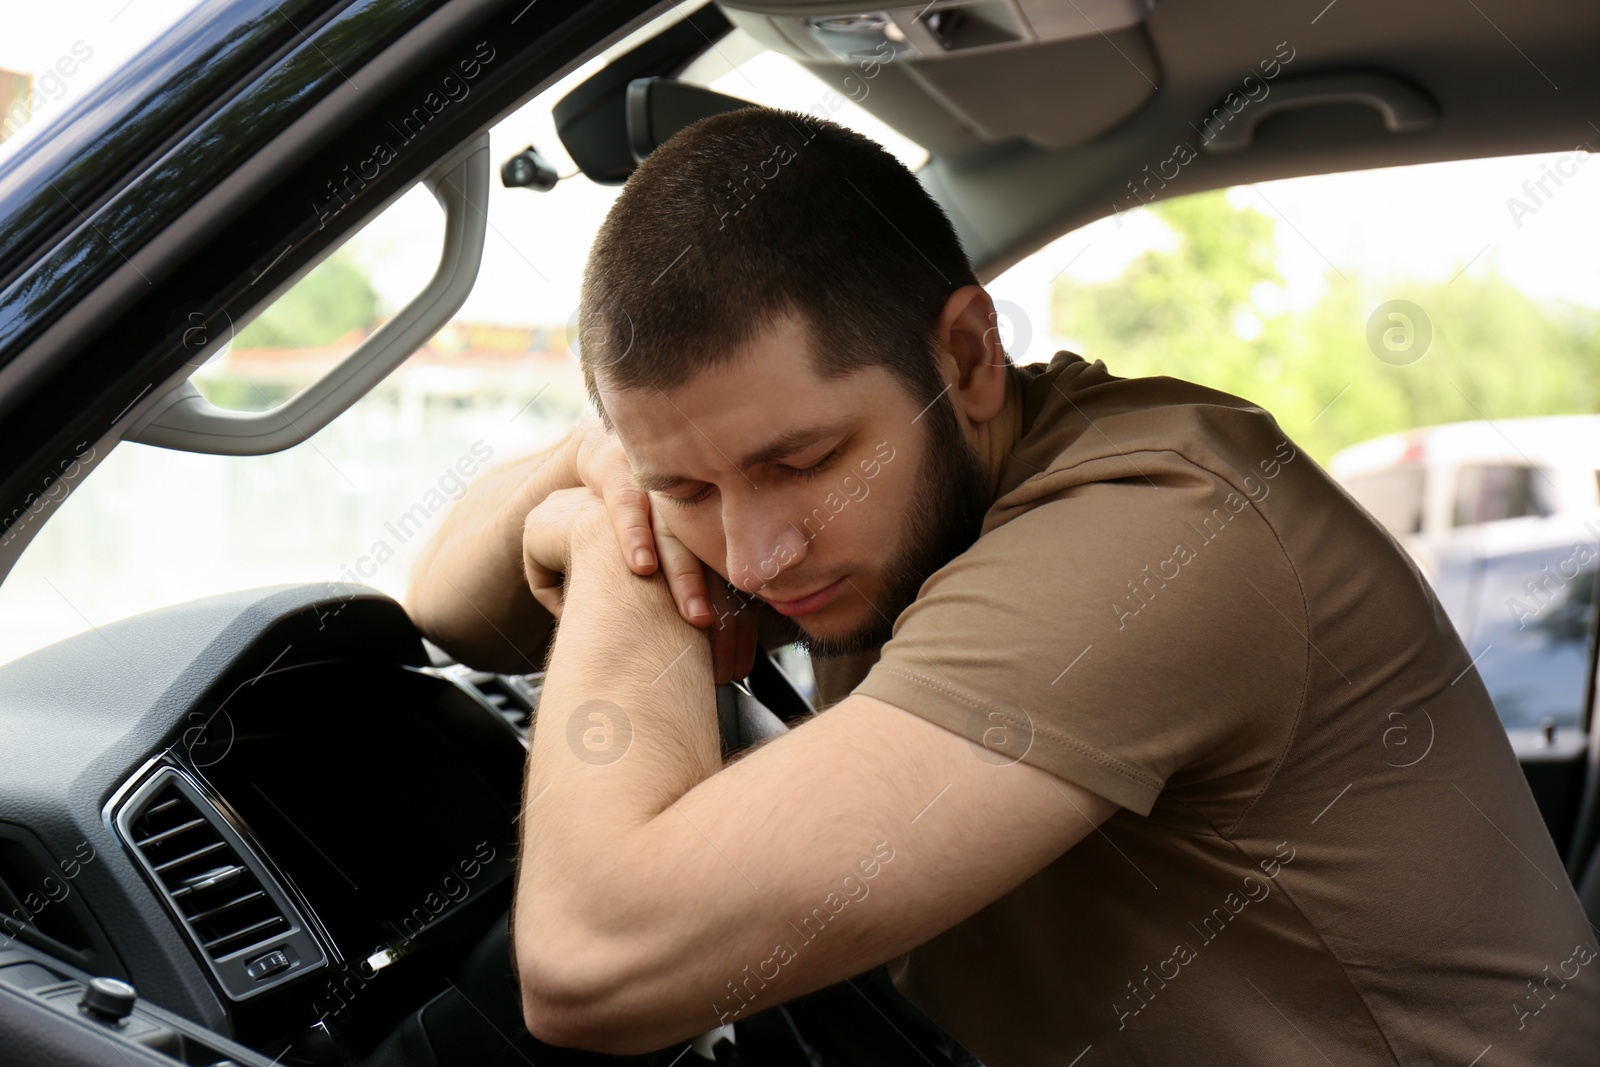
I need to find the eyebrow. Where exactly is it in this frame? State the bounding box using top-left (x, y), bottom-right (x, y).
top-left (632, 422), bottom-right (848, 493)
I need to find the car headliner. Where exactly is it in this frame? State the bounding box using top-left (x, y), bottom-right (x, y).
top-left (717, 0), bottom-right (1600, 278)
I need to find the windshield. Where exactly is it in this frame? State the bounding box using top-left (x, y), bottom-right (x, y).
top-left (0, 11), bottom-right (930, 666)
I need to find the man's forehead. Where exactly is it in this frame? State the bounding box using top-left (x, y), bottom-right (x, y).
top-left (595, 311), bottom-right (901, 488)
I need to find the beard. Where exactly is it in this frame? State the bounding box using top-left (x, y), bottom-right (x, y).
top-left (761, 396), bottom-right (995, 659)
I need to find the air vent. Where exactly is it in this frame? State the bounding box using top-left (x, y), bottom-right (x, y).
top-left (128, 782), bottom-right (288, 960)
top-left (448, 667), bottom-right (542, 736)
top-left (114, 769), bottom-right (325, 1000)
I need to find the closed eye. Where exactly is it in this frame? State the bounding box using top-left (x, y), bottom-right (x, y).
top-left (661, 448), bottom-right (845, 508)
top-left (784, 448), bottom-right (842, 480)
top-left (664, 483), bottom-right (716, 507)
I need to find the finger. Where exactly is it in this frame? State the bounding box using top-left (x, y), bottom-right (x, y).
top-left (607, 484), bottom-right (658, 575)
top-left (529, 582), bottom-right (563, 621)
top-left (522, 512), bottom-right (571, 622)
top-left (649, 505), bottom-right (713, 626)
top-left (564, 416), bottom-right (608, 491)
top-left (578, 433), bottom-right (658, 576)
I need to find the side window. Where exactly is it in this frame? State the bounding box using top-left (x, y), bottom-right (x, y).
top-left (0, 167), bottom-right (578, 665)
top-left (192, 184), bottom-right (444, 411)
top-left (1452, 464), bottom-right (1557, 527)
top-left (0, 12), bottom-right (923, 670)
top-left (991, 149), bottom-right (1600, 739)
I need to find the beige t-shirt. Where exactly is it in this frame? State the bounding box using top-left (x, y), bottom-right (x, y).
top-left (834, 352), bottom-right (1600, 1066)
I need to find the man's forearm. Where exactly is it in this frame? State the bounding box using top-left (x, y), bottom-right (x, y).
top-left (525, 520), bottom-right (719, 838)
top-left (406, 431), bottom-right (581, 672)
top-left (515, 519), bottom-right (722, 998)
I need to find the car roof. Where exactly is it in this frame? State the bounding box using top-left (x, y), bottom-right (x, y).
top-left (1331, 415), bottom-right (1600, 475)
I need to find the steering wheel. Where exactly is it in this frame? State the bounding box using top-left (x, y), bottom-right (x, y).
top-left (362, 651), bottom-right (964, 1067)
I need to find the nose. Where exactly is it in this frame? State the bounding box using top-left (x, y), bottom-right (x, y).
top-left (723, 497), bottom-right (809, 597)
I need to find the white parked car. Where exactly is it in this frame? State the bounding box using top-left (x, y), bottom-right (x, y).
top-left (1331, 414), bottom-right (1600, 578)
top-left (1332, 417), bottom-right (1600, 735)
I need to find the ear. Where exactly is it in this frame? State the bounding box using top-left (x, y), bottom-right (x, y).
top-left (935, 285), bottom-right (1010, 425)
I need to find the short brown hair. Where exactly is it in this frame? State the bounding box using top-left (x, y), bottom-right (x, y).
top-left (577, 106), bottom-right (981, 427)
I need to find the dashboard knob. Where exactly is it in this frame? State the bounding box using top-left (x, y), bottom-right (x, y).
top-left (80, 976), bottom-right (137, 1024)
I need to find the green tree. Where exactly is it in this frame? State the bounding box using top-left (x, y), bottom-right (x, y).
top-left (1052, 192), bottom-right (1600, 462)
top-left (233, 250), bottom-right (380, 349)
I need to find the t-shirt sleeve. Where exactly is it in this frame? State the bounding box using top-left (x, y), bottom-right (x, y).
top-left (850, 465), bottom-right (1307, 816)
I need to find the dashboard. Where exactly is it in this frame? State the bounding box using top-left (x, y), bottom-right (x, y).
top-left (0, 581), bottom-right (952, 1067)
top-left (108, 657), bottom-right (526, 1055)
top-left (0, 584), bottom-right (537, 1064)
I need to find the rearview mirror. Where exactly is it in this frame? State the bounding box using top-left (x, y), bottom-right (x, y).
top-left (625, 78), bottom-right (755, 163)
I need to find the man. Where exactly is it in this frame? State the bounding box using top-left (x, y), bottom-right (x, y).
top-left (406, 106), bottom-right (1599, 1065)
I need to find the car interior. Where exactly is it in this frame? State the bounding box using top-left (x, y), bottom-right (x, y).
top-left (0, 0), bottom-right (1597, 1064)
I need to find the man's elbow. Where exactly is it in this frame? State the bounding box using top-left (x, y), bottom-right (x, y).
top-left (516, 929), bottom-right (658, 1054)
top-left (520, 982), bottom-right (602, 1052)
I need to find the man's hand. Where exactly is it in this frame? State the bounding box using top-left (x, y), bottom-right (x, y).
top-left (521, 487), bottom-right (610, 621)
top-left (522, 484), bottom-right (761, 685)
top-left (406, 416), bottom-right (765, 680)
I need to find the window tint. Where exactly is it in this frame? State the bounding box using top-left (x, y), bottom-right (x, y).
top-left (1344, 467), bottom-right (1426, 536)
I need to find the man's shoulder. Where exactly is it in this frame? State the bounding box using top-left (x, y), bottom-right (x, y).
top-left (991, 352), bottom-right (1299, 534)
